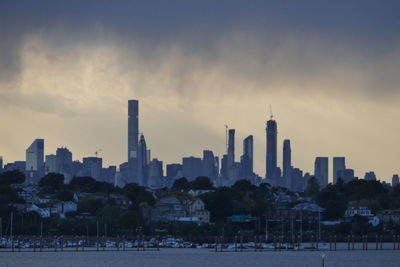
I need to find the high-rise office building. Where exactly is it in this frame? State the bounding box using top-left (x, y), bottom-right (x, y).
top-left (202, 150), bottom-right (218, 182)
top-left (220, 154), bottom-right (228, 179)
top-left (26, 139), bottom-right (45, 183)
top-left (167, 164), bottom-right (183, 183)
top-left (26, 139), bottom-right (44, 172)
top-left (392, 175), bottom-right (399, 187)
top-left (82, 157), bottom-right (102, 181)
top-left (266, 119), bottom-right (277, 179)
top-left (227, 129), bottom-right (235, 166)
top-left (291, 167), bottom-right (303, 192)
top-left (101, 166), bottom-right (117, 184)
top-left (118, 162), bottom-right (129, 186)
top-left (147, 158), bottom-right (163, 188)
top-left (333, 157), bottom-right (346, 184)
top-left (314, 157), bottom-right (328, 188)
top-left (128, 100), bottom-right (139, 183)
top-left (45, 154), bottom-right (57, 173)
top-left (137, 134), bottom-right (148, 186)
top-left (56, 147), bottom-right (73, 175)
top-left (338, 169), bottom-right (355, 183)
top-left (182, 156), bottom-right (202, 181)
top-left (364, 171), bottom-right (376, 181)
top-left (282, 139), bottom-right (291, 179)
top-left (241, 135), bottom-right (254, 177)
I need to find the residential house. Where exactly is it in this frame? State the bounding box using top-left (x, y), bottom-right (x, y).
top-left (152, 197), bottom-right (187, 221)
top-left (186, 198), bottom-right (210, 224)
top-left (344, 206), bottom-right (373, 218)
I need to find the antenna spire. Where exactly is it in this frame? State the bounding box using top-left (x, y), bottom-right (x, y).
top-left (269, 104), bottom-right (273, 120)
top-left (225, 124), bottom-right (228, 153)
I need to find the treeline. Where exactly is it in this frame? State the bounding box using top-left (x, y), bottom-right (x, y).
top-left (2, 170), bottom-right (400, 237)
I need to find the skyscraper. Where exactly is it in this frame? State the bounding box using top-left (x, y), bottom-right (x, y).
top-left (314, 157), bottom-right (329, 188)
top-left (26, 139), bottom-right (44, 172)
top-left (227, 129), bottom-right (235, 166)
top-left (338, 169), bottom-right (355, 183)
top-left (128, 100), bottom-right (139, 183)
top-left (137, 134), bottom-right (148, 186)
top-left (282, 139), bottom-right (291, 179)
top-left (266, 119), bottom-right (277, 179)
top-left (56, 147), bottom-right (73, 175)
top-left (167, 163), bottom-right (183, 184)
top-left (392, 175), bottom-right (399, 187)
top-left (333, 157), bottom-right (346, 184)
top-left (364, 171), bottom-right (376, 181)
top-left (241, 135), bottom-right (253, 177)
top-left (202, 150), bottom-right (218, 182)
top-left (45, 154), bottom-right (57, 173)
top-left (182, 156), bottom-right (202, 181)
top-left (147, 158), bottom-right (163, 188)
top-left (26, 139), bottom-right (45, 183)
top-left (82, 157), bottom-right (102, 181)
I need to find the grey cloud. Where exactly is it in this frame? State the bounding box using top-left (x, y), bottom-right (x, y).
top-left (0, 91), bottom-right (76, 116)
top-left (1, 0), bottom-right (400, 99)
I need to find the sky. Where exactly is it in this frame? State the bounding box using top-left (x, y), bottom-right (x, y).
top-left (1, 1), bottom-right (400, 183)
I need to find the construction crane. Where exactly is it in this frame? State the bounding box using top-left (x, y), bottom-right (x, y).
top-left (95, 149), bottom-right (102, 158)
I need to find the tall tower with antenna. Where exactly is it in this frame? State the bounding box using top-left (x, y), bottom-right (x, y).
top-left (266, 105), bottom-right (278, 179)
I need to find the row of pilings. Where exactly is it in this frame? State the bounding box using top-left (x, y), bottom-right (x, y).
top-left (214, 235), bottom-right (400, 252)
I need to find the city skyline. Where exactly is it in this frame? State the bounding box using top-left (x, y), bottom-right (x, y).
top-left (1, 98), bottom-right (398, 186)
top-left (1, 1), bottom-right (400, 182)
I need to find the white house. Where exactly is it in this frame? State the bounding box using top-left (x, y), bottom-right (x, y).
top-left (186, 198), bottom-right (210, 224)
top-left (345, 206), bottom-right (373, 217)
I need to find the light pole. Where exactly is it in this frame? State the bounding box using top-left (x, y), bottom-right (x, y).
top-left (318, 209), bottom-right (321, 243)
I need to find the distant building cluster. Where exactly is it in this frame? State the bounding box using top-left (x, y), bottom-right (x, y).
top-left (0, 99), bottom-right (398, 191)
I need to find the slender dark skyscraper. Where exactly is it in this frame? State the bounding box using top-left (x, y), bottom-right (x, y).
top-left (282, 139), bottom-right (291, 179)
top-left (266, 118), bottom-right (277, 179)
top-left (241, 135), bottom-right (253, 176)
top-left (227, 129), bottom-right (235, 166)
top-left (315, 157), bottom-right (329, 188)
top-left (137, 134), bottom-right (148, 186)
top-left (128, 100), bottom-right (139, 183)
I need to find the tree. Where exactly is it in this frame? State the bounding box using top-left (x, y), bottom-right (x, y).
top-left (305, 176), bottom-right (320, 199)
top-left (0, 185), bottom-right (19, 205)
top-left (69, 176), bottom-right (96, 192)
top-left (123, 183), bottom-right (146, 202)
top-left (190, 176), bottom-right (214, 190)
top-left (56, 190), bottom-right (74, 201)
top-left (77, 198), bottom-right (103, 214)
top-left (136, 191), bottom-right (155, 206)
top-left (39, 173), bottom-right (65, 191)
top-left (232, 180), bottom-right (254, 194)
top-left (0, 170), bottom-right (25, 185)
top-left (172, 177), bottom-right (190, 191)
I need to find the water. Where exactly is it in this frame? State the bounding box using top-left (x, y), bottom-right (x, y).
top-left (1, 249), bottom-right (400, 267)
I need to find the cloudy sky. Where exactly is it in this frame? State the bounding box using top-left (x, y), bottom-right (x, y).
top-left (1, 1), bottom-right (399, 182)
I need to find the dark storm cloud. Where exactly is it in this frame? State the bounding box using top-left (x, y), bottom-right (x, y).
top-left (1, 0), bottom-right (400, 94)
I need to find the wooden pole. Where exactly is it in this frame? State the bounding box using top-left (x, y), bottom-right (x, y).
top-left (234, 236), bottom-right (237, 252)
top-left (334, 235), bottom-right (336, 251)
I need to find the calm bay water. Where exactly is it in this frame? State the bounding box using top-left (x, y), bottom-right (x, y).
top-left (1, 249), bottom-right (399, 267)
